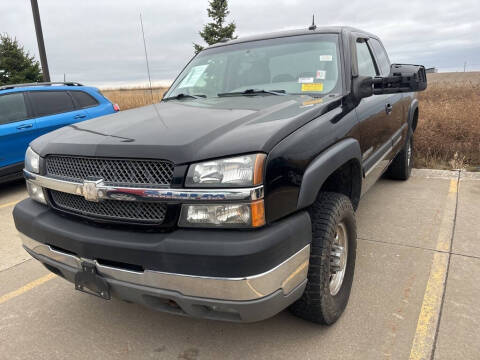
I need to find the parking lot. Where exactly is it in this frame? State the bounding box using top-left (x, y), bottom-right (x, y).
top-left (1, 169), bottom-right (479, 360)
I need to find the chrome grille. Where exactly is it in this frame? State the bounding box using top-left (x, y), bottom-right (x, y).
top-left (50, 190), bottom-right (167, 224)
top-left (46, 155), bottom-right (174, 187)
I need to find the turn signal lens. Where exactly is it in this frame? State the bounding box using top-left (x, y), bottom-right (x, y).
top-left (253, 154), bottom-right (266, 186)
top-left (250, 200), bottom-right (265, 227)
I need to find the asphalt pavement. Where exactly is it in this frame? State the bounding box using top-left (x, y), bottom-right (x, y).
top-left (0, 170), bottom-right (479, 360)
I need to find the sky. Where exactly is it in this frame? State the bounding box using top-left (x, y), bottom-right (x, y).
top-left (2, 0), bottom-right (480, 87)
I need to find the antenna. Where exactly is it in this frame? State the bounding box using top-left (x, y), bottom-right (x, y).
top-left (308, 14), bottom-right (316, 30)
top-left (140, 13), bottom-right (154, 102)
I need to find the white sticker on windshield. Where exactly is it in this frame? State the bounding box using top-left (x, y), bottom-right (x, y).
top-left (178, 65), bottom-right (209, 88)
top-left (316, 70), bottom-right (326, 80)
top-left (319, 55), bottom-right (333, 62)
top-left (298, 77), bottom-right (314, 84)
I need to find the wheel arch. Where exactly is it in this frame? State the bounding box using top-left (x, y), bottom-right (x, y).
top-left (408, 98), bottom-right (419, 132)
top-left (297, 138), bottom-right (362, 211)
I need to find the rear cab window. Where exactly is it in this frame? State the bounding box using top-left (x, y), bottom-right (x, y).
top-left (0, 92), bottom-right (29, 124)
top-left (28, 91), bottom-right (75, 117)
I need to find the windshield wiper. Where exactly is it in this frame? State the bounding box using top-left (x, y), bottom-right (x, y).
top-left (163, 93), bottom-right (207, 101)
top-left (217, 89), bottom-right (286, 97)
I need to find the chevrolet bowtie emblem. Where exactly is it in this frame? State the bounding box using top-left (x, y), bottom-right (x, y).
top-left (82, 179), bottom-right (104, 202)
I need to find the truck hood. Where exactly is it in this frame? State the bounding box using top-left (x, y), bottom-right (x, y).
top-left (32, 95), bottom-right (340, 164)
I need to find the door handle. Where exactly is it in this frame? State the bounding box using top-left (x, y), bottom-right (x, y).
top-left (74, 114), bottom-right (86, 119)
top-left (385, 103), bottom-right (393, 115)
top-left (16, 124), bottom-right (33, 130)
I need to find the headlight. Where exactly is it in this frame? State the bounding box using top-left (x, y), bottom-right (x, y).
top-left (185, 154), bottom-right (266, 187)
top-left (178, 201), bottom-right (265, 228)
top-left (26, 181), bottom-right (47, 205)
top-left (25, 147), bottom-right (46, 204)
top-left (25, 147), bottom-right (40, 173)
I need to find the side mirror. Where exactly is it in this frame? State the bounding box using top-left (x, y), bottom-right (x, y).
top-left (373, 64), bottom-right (427, 95)
top-left (351, 76), bottom-right (373, 100)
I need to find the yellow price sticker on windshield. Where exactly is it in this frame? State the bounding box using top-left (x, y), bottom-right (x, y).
top-left (301, 83), bottom-right (323, 92)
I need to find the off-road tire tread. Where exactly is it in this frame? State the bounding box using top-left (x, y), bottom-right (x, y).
top-left (290, 192), bottom-right (356, 324)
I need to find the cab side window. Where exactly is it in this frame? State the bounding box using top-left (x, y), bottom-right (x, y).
top-left (0, 92), bottom-right (29, 124)
top-left (370, 38), bottom-right (391, 76)
top-left (356, 40), bottom-right (377, 77)
top-left (29, 91), bottom-right (75, 117)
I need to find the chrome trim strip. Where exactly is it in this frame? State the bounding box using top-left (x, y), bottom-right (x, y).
top-left (362, 146), bottom-right (374, 161)
top-left (392, 123), bottom-right (407, 148)
top-left (21, 234), bottom-right (310, 301)
top-left (364, 145), bottom-right (393, 178)
top-left (24, 170), bottom-right (264, 203)
top-left (364, 123), bottom-right (408, 178)
top-left (392, 135), bottom-right (402, 148)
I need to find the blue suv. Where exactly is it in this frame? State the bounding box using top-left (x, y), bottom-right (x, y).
top-left (0, 82), bottom-right (118, 183)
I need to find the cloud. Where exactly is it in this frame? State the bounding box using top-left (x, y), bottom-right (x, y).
top-left (2, 0), bottom-right (479, 86)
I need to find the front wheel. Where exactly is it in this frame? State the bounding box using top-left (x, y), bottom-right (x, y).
top-left (290, 192), bottom-right (357, 325)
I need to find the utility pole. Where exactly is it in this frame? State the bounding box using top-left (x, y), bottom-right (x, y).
top-left (464, 61), bottom-right (467, 72)
top-left (30, 0), bottom-right (50, 82)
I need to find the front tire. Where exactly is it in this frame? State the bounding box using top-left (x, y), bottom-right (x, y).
top-left (290, 192), bottom-right (357, 325)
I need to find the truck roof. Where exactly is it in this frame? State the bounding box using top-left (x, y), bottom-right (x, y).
top-left (207, 26), bottom-right (379, 49)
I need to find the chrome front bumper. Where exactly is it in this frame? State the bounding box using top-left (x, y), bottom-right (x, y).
top-left (21, 234), bottom-right (310, 302)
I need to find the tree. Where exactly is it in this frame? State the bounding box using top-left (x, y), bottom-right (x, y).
top-left (194, 0), bottom-right (236, 54)
top-left (0, 34), bottom-right (42, 85)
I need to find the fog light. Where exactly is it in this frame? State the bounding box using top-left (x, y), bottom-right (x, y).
top-left (178, 201), bottom-right (265, 228)
top-left (26, 181), bottom-right (47, 205)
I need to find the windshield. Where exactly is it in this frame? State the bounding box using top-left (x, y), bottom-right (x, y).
top-left (165, 34), bottom-right (342, 99)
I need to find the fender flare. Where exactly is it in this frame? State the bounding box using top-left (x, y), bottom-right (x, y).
top-left (297, 138), bottom-right (362, 210)
top-left (407, 98), bottom-right (419, 130)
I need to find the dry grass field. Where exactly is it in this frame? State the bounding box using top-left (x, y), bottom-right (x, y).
top-left (427, 71), bottom-right (480, 85)
top-left (102, 87), bottom-right (167, 110)
top-left (415, 72), bottom-right (480, 170)
top-left (101, 72), bottom-right (480, 170)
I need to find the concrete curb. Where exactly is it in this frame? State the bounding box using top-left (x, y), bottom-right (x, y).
top-left (460, 171), bottom-right (480, 180)
top-left (412, 169), bottom-right (459, 179)
top-left (412, 169), bottom-right (480, 180)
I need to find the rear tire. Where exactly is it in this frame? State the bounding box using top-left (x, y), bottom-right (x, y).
top-left (386, 130), bottom-right (413, 180)
top-left (290, 192), bottom-right (357, 325)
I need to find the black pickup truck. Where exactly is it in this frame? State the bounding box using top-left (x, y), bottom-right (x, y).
top-left (13, 26), bottom-right (426, 324)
